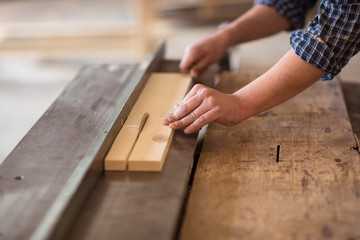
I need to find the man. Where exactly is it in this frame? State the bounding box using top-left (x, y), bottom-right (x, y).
top-left (163, 0), bottom-right (360, 134)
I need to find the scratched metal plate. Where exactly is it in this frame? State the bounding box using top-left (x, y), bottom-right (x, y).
top-left (0, 64), bottom-right (138, 240)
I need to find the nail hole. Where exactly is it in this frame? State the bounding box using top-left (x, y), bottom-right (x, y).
top-left (276, 145), bottom-right (280, 163)
top-left (15, 176), bottom-right (24, 180)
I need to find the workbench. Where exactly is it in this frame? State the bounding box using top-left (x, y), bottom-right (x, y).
top-left (0, 42), bottom-right (359, 240)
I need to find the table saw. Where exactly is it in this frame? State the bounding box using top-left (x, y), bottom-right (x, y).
top-left (1, 41), bottom-right (360, 240)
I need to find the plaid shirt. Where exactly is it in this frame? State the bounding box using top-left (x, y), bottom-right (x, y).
top-left (254, 0), bottom-right (360, 80)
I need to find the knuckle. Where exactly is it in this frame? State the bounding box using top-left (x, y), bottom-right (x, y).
top-left (189, 112), bottom-right (197, 120)
top-left (185, 45), bottom-right (195, 53)
top-left (197, 87), bottom-right (210, 98)
top-left (198, 115), bottom-right (207, 124)
top-left (193, 83), bottom-right (203, 91)
top-left (213, 105), bottom-right (221, 113)
top-left (179, 102), bottom-right (188, 112)
top-left (187, 44), bottom-right (201, 56)
top-left (168, 114), bottom-right (177, 121)
top-left (207, 95), bottom-right (217, 105)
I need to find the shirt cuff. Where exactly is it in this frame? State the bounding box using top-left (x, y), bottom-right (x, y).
top-left (290, 30), bottom-right (335, 80)
top-left (253, 0), bottom-right (308, 30)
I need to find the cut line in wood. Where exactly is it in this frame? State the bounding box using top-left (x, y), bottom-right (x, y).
top-left (124, 112), bottom-right (150, 170)
top-left (105, 73), bottom-right (192, 171)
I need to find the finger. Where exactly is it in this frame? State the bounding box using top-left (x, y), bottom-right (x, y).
top-left (163, 83), bottom-right (211, 127)
top-left (169, 100), bottom-right (210, 130)
top-left (163, 113), bottom-right (177, 126)
top-left (179, 46), bottom-right (203, 73)
top-left (168, 112), bottom-right (196, 130)
top-left (189, 59), bottom-right (209, 78)
top-left (184, 108), bottom-right (218, 134)
top-left (163, 84), bottom-right (206, 125)
top-left (164, 96), bottom-right (201, 126)
top-left (172, 88), bottom-right (206, 121)
top-left (182, 84), bottom-right (203, 103)
top-left (168, 91), bottom-right (213, 130)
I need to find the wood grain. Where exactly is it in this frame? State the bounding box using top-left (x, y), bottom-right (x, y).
top-left (105, 73), bottom-right (192, 171)
top-left (180, 72), bottom-right (360, 240)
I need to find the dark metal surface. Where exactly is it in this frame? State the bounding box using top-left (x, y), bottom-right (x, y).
top-left (0, 40), bottom-right (219, 240)
top-left (66, 131), bottom-right (198, 240)
top-left (64, 60), bottom-right (219, 240)
top-left (0, 64), bottom-right (138, 240)
top-left (0, 41), bottom-right (166, 240)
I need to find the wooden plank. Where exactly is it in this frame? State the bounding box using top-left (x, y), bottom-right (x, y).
top-left (180, 72), bottom-right (360, 240)
top-left (129, 73), bottom-right (192, 171)
top-left (105, 73), bottom-right (192, 171)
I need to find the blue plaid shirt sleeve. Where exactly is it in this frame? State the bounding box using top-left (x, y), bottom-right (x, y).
top-left (253, 0), bottom-right (317, 29)
top-left (291, 0), bottom-right (360, 80)
top-left (254, 0), bottom-right (360, 80)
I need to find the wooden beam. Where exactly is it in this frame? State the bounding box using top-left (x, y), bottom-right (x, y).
top-left (105, 73), bottom-right (192, 171)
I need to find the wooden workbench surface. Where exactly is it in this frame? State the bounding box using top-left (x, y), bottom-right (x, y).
top-left (1, 64), bottom-right (358, 239)
top-left (180, 72), bottom-right (360, 239)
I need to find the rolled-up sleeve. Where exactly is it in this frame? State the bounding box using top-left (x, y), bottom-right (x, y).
top-left (290, 0), bottom-right (360, 80)
top-left (254, 0), bottom-right (317, 29)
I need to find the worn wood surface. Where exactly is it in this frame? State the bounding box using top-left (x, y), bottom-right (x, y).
top-left (0, 64), bottom-right (138, 240)
top-left (180, 72), bottom-right (360, 240)
top-left (105, 73), bottom-right (192, 171)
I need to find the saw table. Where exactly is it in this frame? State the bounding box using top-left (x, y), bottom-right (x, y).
top-left (1, 41), bottom-right (360, 240)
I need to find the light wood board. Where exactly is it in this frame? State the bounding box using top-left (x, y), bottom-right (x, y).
top-left (180, 72), bottom-right (360, 239)
top-left (105, 73), bottom-right (192, 171)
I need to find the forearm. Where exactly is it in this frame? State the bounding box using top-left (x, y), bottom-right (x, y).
top-left (218, 4), bottom-right (291, 48)
top-left (235, 49), bottom-right (325, 121)
top-left (167, 49), bottom-right (326, 134)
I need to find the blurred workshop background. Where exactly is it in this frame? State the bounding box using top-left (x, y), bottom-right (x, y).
top-left (0, 0), bottom-right (359, 164)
